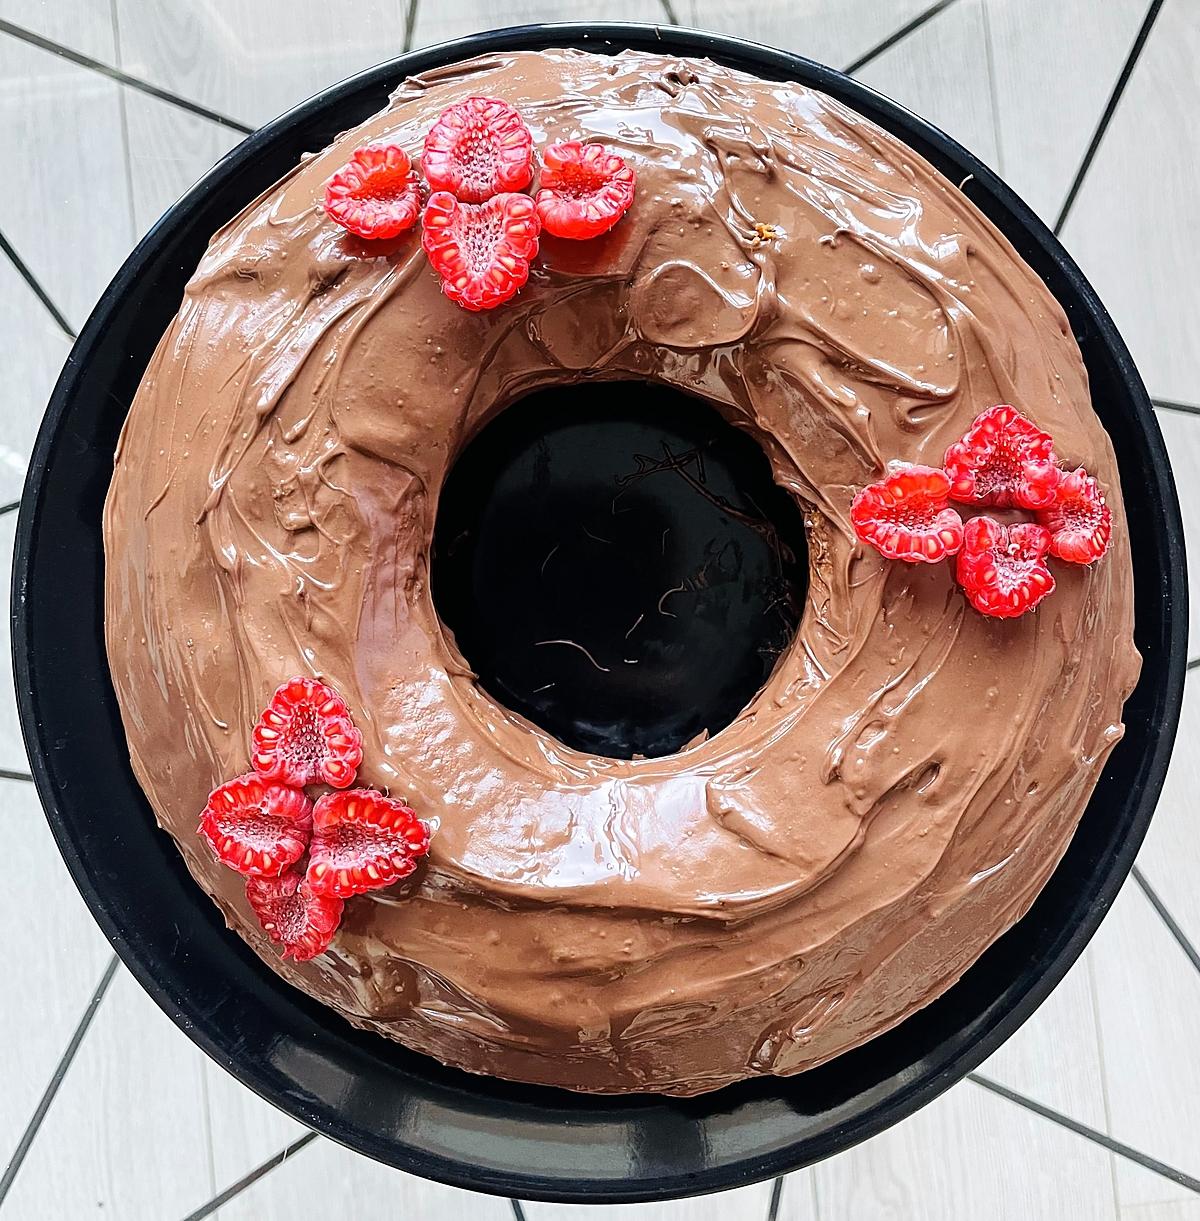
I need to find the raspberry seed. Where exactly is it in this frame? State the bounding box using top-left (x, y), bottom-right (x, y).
top-left (198, 773), bottom-right (312, 878)
top-left (251, 677), bottom-right (363, 790)
top-left (1038, 467), bottom-right (1113, 564)
top-left (306, 789), bottom-right (431, 899)
top-left (324, 144), bottom-right (422, 240)
top-left (422, 191), bottom-right (541, 311)
top-left (955, 516), bottom-right (1056, 619)
top-left (850, 464), bottom-right (965, 563)
top-left (422, 96), bottom-right (534, 203)
top-left (944, 404), bottom-right (1061, 509)
top-left (245, 867), bottom-right (343, 962)
top-left (534, 141), bottom-right (636, 239)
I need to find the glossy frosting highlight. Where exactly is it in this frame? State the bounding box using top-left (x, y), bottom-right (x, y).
top-left (103, 49), bottom-right (1140, 1095)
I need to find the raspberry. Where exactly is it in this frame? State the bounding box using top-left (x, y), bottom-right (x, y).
top-left (245, 867), bottom-right (343, 962)
top-left (251, 677), bottom-right (363, 790)
top-left (199, 773), bottom-right (312, 878)
top-left (422, 96), bottom-right (533, 203)
top-left (421, 191), bottom-right (540, 311)
top-left (956, 517), bottom-right (1056, 618)
top-left (323, 144), bottom-right (422, 240)
top-left (306, 789), bottom-right (431, 899)
top-left (533, 141), bottom-right (636, 239)
top-left (1038, 467), bottom-right (1113, 564)
top-left (943, 404), bottom-right (1060, 509)
top-left (850, 465), bottom-right (964, 563)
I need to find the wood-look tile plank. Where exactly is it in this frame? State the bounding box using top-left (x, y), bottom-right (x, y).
top-left (854, 0), bottom-right (998, 170)
top-left (978, 951), bottom-right (1111, 1134)
top-left (0, 779), bottom-right (112, 1173)
top-left (0, 35), bottom-right (133, 331)
top-left (2, 968), bottom-right (214, 1219)
top-left (123, 90), bottom-right (242, 238)
top-left (983, 0), bottom-right (1147, 223)
top-left (1055, 0), bottom-right (1200, 405)
top-left (0, 0), bottom-right (117, 60)
top-left (0, 258), bottom-right (70, 515)
top-left (114, 0), bottom-right (409, 129)
top-left (686, 0), bottom-right (931, 72)
top-left (800, 1078), bottom-right (1119, 1221)
top-left (1124, 1203), bottom-right (1200, 1221)
top-left (411, 0), bottom-right (656, 52)
top-left (1088, 878), bottom-right (1200, 1212)
top-left (212, 1134), bottom-right (514, 1221)
top-left (775, 1174), bottom-right (820, 1221)
top-left (525, 1180), bottom-right (780, 1221)
top-left (202, 1055), bottom-right (306, 1195)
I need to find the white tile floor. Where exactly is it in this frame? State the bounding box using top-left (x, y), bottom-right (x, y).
top-left (0, 0), bottom-right (1196, 1217)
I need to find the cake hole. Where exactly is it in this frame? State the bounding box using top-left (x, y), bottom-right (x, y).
top-left (431, 382), bottom-right (808, 759)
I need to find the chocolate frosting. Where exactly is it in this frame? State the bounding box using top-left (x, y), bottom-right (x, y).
top-left (102, 49), bottom-right (1140, 1095)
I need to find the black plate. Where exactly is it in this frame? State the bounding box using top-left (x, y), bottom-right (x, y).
top-left (13, 22), bottom-right (1187, 1204)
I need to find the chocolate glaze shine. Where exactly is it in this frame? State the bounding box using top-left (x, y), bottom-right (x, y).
top-left (103, 50), bottom-right (1139, 1095)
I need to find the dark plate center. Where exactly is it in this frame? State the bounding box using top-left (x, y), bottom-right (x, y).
top-left (431, 381), bottom-right (808, 758)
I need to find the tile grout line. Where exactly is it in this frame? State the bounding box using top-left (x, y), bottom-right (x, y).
top-left (196, 1066), bottom-right (218, 1208)
top-left (0, 769), bottom-right (34, 784)
top-left (509, 1200), bottom-right (528, 1221)
top-left (0, 230), bottom-right (77, 342)
top-left (1188, 657), bottom-right (1200, 672)
top-left (0, 18), bottom-right (254, 136)
top-left (843, 0), bottom-right (961, 75)
top-left (766, 1174), bottom-right (785, 1220)
top-left (1052, 0), bottom-right (1166, 236)
top-left (108, 0), bottom-right (139, 245)
top-left (658, 0), bottom-right (681, 24)
top-left (1154, 397), bottom-right (1200, 418)
top-left (177, 1131), bottom-right (318, 1221)
top-left (1131, 865), bottom-right (1200, 975)
top-left (0, 954), bottom-right (120, 1209)
top-left (1084, 953), bottom-right (1123, 1219)
top-left (402, 0), bottom-right (420, 54)
top-left (968, 1072), bottom-right (1200, 1195)
top-left (0, 502), bottom-right (20, 517)
top-left (977, 0), bottom-right (1007, 177)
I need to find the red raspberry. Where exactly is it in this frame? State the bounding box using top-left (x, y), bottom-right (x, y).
top-left (533, 141), bottom-right (636, 239)
top-left (956, 516), bottom-right (1056, 618)
top-left (422, 96), bottom-right (533, 203)
top-left (421, 191), bottom-right (540, 311)
top-left (251, 677), bottom-right (364, 790)
top-left (1038, 467), bottom-right (1113, 564)
top-left (943, 404), bottom-right (1060, 509)
top-left (323, 144), bottom-right (422, 240)
top-left (850, 465), bottom-right (964, 563)
top-left (199, 773), bottom-right (312, 878)
top-left (306, 789), bottom-right (431, 899)
top-left (245, 866), bottom-right (343, 962)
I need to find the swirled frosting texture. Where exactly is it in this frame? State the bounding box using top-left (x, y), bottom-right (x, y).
top-left (103, 49), bottom-right (1139, 1095)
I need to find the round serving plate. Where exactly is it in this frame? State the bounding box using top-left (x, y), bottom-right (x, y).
top-left (12, 21), bottom-right (1187, 1205)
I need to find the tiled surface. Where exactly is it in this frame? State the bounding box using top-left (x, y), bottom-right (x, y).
top-left (0, 0), bottom-right (1197, 1218)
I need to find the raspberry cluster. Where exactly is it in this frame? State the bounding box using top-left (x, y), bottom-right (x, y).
top-left (850, 404), bottom-right (1114, 619)
top-left (197, 678), bottom-right (431, 961)
top-left (322, 97), bottom-right (636, 311)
